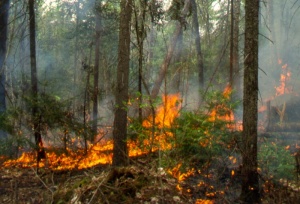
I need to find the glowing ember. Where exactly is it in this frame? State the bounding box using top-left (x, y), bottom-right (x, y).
top-left (195, 199), bottom-right (214, 204)
top-left (275, 59), bottom-right (292, 96)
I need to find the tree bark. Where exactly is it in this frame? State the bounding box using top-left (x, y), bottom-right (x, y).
top-left (150, 0), bottom-right (191, 101)
top-left (240, 0), bottom-right (260, 202)
top-left (233, 0), bottom-right (241, 96)
top-left (92, 8), bottom-right (101, 141)
top-left (112, 0), bottom-right (132, 167)
top-left (29, 0), bottom-right (45, 163)
top-left (191, 0), bottom-right (204, 87)
top-left (230, 0), bottom-right (241, 96)
top-left (134, 0), bottom-right (147, 123)
top-left (0, 0), bottom-right (9, 138)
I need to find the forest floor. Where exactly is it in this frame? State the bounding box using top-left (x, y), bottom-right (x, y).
top-left (0, 153), bottom-right (300, 204)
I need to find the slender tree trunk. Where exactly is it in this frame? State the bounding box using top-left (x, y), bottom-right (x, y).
top-left (73, 0), bottom-right (80, 115)
top-left (112, 0), bottom-right (132, 167)
top-left (29, 0), bottom-right (45, 164)
top-left (92, 9), bottom-right (101, 141)
top-left (234, 0), bottom-right (241, 95)
top-left (134, 0), bottom-right (146, 123)
top-left (150, 0), bottom-right (191, 101)
top-left (229, 0), bottom-right (234, 87)
top-left (230, 0), bottom-right (241, 93)
top-left (240, 0), bottom-right (260, 202)
top-left (171, 28), bottom-right (183, 92)
top-left (0, 0), bottom-right (9, 138)
top-left (191, 0), bottom-right (204, 87)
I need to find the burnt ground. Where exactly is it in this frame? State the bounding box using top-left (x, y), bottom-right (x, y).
top-left (1, 155), bottom-right (300, 204)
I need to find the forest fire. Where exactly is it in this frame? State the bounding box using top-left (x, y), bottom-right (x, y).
top-left (275, 59), bottom-right (292, 96)
top-left (2, 94), bottom-right (182, 170)
top-left (208, 85), bottom-right (242, 131)
top-left (167, 163), bottom-right (195, 191)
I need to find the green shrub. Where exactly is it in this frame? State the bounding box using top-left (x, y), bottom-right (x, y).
top-left (258, 141), bottom-right (295, 180)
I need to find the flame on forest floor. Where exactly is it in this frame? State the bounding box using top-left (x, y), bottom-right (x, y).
top-left (167, 163), bottom-right (195, 191)
top-left (2, 94), bottom-right (181, 170)
top-left (275, 59), bottom-right (292, 96)
top-left (195, 199), bottom-right (214, 204)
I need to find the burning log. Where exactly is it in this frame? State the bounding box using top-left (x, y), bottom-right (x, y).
top-left (259, 132), bottom-right (300, 140)
top-left (266, 95), bottom-right (300, 129)
top-left (266, 123), bottom-right (300, 132)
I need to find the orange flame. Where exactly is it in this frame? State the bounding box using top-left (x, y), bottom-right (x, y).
top-left (167, 163), bottom-right (195, 191)
top-left (143, 93), bottom-right (181, 128)
top-left (2, 94), bottom-right (182, 170)
top-left (195, 199), bottom-right (214, 204)
top-left (208, 85), bottom-right (242, 131)
top-left (275, 60), bottom-right (292, 96)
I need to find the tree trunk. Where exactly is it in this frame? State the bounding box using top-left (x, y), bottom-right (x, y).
top-left (92, 9), bottom-right (101, 141)
top-left (73, 0), bottom-right (81, 115)
top-left (134, 0), bottom-right (146, 123)
top-left (240, 0), bottom-right (260, 202)
top-left (234, 0), bottom-right (241, 96)
top-left (171, 28), bottom-right (183, 92)
top-left (0, 0), bottom-right (9, 138)
top-left (230, 0), bottom-right (241, 95)
top-left (150, 0), bottom-right (191, 101)
top-left (29, 0), bottom-right (45, 163)
top-left (191, 0), bottom-right (204, 87)
top-left (112, 0), bottom-right (132, 167)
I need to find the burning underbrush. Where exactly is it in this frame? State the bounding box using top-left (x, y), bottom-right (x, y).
top-left (2, 89), bottom-right (300, 203)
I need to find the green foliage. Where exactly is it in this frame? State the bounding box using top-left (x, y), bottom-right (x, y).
top-left (258, 141), bottom-right (295, 180)
top-left (169, 110), bottom-right (234, 168)
top-left (0, 110), bottom-right (14, 135)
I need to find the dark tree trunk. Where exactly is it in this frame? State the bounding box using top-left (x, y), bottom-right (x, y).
top-left (230, 0), bottom-right (241, 94)
top-left (0, 0), bottom-right (9, 138)
top-left (112, 0), bottom-right (132, 167)
top-left (191, 0), bottom-right (204, 87)
top-left (240, 0), bottom-right (260, 202)
top-left (29, 0), bottom-right (45, 163)
top-left (92, 9), bottom-right (101, 141)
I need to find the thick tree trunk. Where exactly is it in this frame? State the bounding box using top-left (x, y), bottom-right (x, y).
top-left (240, 0), bottom-right (260, 202)
top-left (92, 10), bottom-right (101, 141)
top-left (150, 0), bottom-right (191, 101)
top-left (29, 0), bottom-right (45, 163)
top-left (0, 0), bottom-right (9, 138)
top-left (112, 0), bottom-right (132, 167)
top-left (191, 0), bottom-right (204, 87)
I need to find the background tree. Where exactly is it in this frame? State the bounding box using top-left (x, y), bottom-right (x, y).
top-left (112, 0), bottom-right (133, 166)
top-left (191, 0), bottom-right (204, 87)
top-left (230, 0), bottom-right (241, 94)
top-left (92, 2), bottom-right (102, 141)
top-left (240, 0), bottom-right (260, 202)
top-left (0, 0), bottom-right (9, 138)
top-left (150, 0), bottom-right (191, 101)
top-left (29, 0), bottom-right (45, 162)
